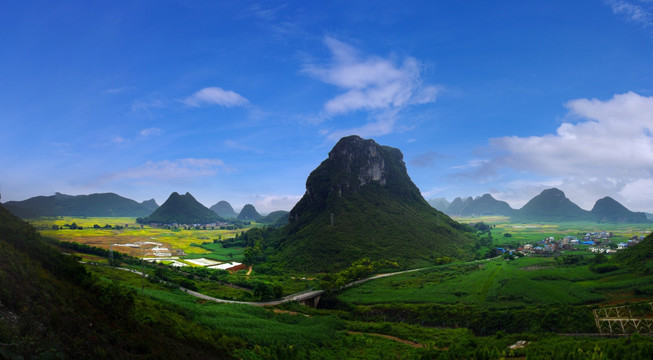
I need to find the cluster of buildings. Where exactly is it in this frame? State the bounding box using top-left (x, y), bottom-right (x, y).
top-left (147, 221), bottom-right (234, 230)
top-left (502, 231), bottom-right (647, 255)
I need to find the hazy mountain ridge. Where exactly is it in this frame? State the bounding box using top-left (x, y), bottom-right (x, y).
top-left (434, 189), bottom-right (649, 223)
top-left (3, 192), bottom-right (157, 218)
top-left (210, 200), bottom-right (238, 218)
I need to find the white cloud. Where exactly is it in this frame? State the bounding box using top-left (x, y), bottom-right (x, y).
top-left (111, 158), bottom-right (229, 180)
top-left (304, 37), bottom-right (439, 138)
top-left (325, 109), bottom-right (400, 141)
top-left (480, 92), bottom-right (653, 211)
top-left (490, 92), bottom-right (653, 178)
top-left (619, 178), bottom-right (653, 210)
top-left (305, 37), bottom-right (438, 115)
top-left (183, 87), bottom-right (249, 108)
top-left (606, 0), bottom-right (652, 27)
top-left (139, 127), bottom-right (163, 137)
top-left (251, 194), bottom-right (302, 213)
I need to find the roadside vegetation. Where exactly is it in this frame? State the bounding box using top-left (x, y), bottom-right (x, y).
top-left (4, 211), bottom-right (653, 359)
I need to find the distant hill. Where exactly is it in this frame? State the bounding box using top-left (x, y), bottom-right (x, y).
top-left (590, 197), bottom-right (649, 223)
top-left (260, 210), bottom-right (289, 225)
top-left (513, 188), bottom-right (594, 222)
top-left (445, 196), bottom-right (473, 216)
top-left (443, 194), bottom-right (514, 217)
top-left (276, 135), bottom-right (477, 272)
top-left (210, 200), bottom-right (238, 218)
top-left (3, 192), bottom-right (156, 218)
top-left (427, 197), bottom-right (450, 211)
top-left (513, 188), bottom-right (593, 222)
top-left (140, 198), bottom-right (159, 212)
top-left (139, 192), bottom-right (220, 224)
top-left (237, 204), bottom-right (262, 221)
top-left (465, 194), bottom-right (514, 216)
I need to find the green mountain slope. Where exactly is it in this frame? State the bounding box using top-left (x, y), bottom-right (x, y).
top-left (140, 192), bottom-right (220, 224)
top-left (210, 200), bottom-right (238, 218)
top-left (590, 196), bottom-right (649, 223)
top-left (260, 210), bottom-right (289, 225)
top-left (513, 188), bottom-right (593, 222)
top-left (276, 136), bottom-right (478, 272)
top-left (237, 204), bottom-right (262, 221)
top-left (613, 232), bottom-right (653, 270)
top-left (3, 192), bottom-right (156, 218)
top-left (0, 204), bottom-right (240, 358)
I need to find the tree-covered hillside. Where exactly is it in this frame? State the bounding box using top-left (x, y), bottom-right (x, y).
top-left (0, 204), bottom-right (242, 358)
top-left (139, 192), bottom-right (221, 224)
top-left (3, 192), bottom-right (156, 218)
top-left (275, 136), bottom-right (478, 272)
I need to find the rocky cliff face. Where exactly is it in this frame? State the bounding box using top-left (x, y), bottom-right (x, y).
top-left (277, 135), bottom-right (477, 272)
top-left (290, 135), bottom-right (422, 223)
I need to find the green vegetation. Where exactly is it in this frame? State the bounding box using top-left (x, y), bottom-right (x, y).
top-left (3, 202), bottom-right (653, 359)
top-left (139, 191), bottom-right (221, 225)
top-left (210, 200), bottom-right (238, 218)
top-left (3, 192), bottom-right (156, 218)
top-left (238, 204), bottom-right (263, 221)
top-left (274, 135), bottom-right (479, 272)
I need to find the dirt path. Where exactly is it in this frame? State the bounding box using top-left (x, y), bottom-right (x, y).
top-left (347, 331), bottom-right (425, 348)
top-left (246, 265), bottom-right (252, 276)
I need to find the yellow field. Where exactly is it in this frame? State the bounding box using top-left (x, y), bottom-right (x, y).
top-left (30, 217), bottom-right (255, 257)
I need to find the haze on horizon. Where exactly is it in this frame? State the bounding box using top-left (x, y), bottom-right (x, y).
top-left (1, 1), bottom-right (653, 213)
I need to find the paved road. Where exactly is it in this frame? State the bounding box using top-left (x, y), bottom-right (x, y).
top-left (110, 265), bottom-right (426, 307)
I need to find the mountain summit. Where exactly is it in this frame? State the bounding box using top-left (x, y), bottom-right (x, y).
top-left (514, 188), bottom-right (593, 222)
top-left (279, 135), bottom-right (477, 271)
top-left (139, 192), bottom-right (219, 224)
top-left (591, 196), bottom-right (648, 223)
top-left (210, 200), bottom-right (238, 218)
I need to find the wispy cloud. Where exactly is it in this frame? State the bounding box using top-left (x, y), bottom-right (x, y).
top-left (305, 37), bottom-right (439, 115)
top-left (110, 128), bottom-right (163, 146)
top-left (103, 86), bottom-right (133, 94)
top-left (183, 87), bottom-right (249, 108)
top-left (247, 3), bottom-right (288, 20)
top-left (139, 127), bottom-right (163, 137)
top-left (110, 158), bottom-right (230, 181)
top-left (224, 139), bottom-right (264, 154)
top-left (251, 194), bottom-right (302, 213)
top-left (304, 37), bottom-right (440, 139)
top-left (130, 99), bottom-right (166, 118)
top-left (606, 0), bottom-right (652, 27)
top-left (409, 151), bottom-right (448, 168)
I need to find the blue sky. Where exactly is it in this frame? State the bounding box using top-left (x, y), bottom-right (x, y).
top-left (2, 0), bottom-right (653, 213)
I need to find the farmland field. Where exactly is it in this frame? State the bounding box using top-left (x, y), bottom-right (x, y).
top-left (453, 216), bottom-right (652, 247)
top-left (338, 255), bottom-right (653, 307)
top-left (29, 216), bottom-right (252, 262)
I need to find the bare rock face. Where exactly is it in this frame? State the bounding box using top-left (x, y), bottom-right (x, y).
top-left (290, 135), bottom-right (422, 223)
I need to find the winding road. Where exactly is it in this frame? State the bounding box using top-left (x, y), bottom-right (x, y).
top-left (114, 266), bottom-right (425, 307)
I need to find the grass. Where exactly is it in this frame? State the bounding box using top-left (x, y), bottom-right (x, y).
top-left (338, 255), bottom-right (653, 307)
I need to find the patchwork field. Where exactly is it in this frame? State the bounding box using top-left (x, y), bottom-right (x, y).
top-left (29, 216), bottom-right (250, 263)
